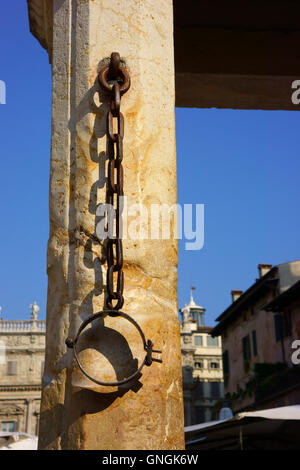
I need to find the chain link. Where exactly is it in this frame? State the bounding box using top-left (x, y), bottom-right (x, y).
top-left (98, 54), bottom-right (130, 311)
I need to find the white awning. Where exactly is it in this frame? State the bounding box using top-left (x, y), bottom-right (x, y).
top-left (185, 405), bottom-right (300, 450)
top-left (237, 404), bottom-right (300, 421)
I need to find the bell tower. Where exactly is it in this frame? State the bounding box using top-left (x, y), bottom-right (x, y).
top-left (180, 288), bottom-right (206, 329)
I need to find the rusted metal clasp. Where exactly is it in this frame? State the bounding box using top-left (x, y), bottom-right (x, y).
top-left (145, 339), bottom-right (163, 367)
top-left (66, 310), bottom-right (162, 387)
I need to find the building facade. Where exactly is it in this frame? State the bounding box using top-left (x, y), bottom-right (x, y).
top-left (0, 302), bottom-right (45, 435)
top-left (180, 291), bottom-right (224, 426)
top-left (212, 261), bottom-right (300, 413)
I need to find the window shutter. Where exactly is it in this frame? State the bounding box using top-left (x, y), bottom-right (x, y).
top-left (210, 382), bottom-right (220, 397)
top-left (195, 407), bottom-right (205, 424)
top-left (222, 350), bottom-right (229, 375)
top-left (7, 361), bottom-right (17, 375)
top-left (195, 382), bottom-right (204, 397)
top-left (285, 311), bottom-right (292, 337)
top-left (242, 335), bottom-right (251, 360)
top-left (242, 337), bottom-right (247, 360)
top-left (194, 335), bottom-right (202, 346)
top-left (252, 330), bottom-right (258, 356)
top-left (207, 336), bottom-right (219, 347)
top-left (274, 314), bottom-right (283, 342)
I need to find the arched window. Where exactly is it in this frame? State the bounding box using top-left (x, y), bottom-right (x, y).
top-left (194, 361), bottom-right (203, 369)
top-left (209, 361), bottom-right (219, 369)
top-left (1, 421), bottom-right (16, 432)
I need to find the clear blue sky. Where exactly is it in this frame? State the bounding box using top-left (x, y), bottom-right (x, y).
top-left (1, 3), bottom-right (300, 325)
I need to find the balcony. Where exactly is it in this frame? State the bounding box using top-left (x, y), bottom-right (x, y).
top-left (0, 320), bottom-right (46, 333)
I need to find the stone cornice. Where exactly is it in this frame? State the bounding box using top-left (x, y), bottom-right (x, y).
top-left (4, 348), bottom-right (45, 353)
top-left (27, 0), bottom-right (53, 63)
top-left (193, 354), bottom-right (222, 359)
top-left (0, 384), bottom-right (41, 393)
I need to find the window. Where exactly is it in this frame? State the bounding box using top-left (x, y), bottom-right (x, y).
top-left (7, 361), bottom-right (17, 376)
top-left (194, 407), bottom-right (205, 424)
top-left (285, 311), bottom-right (292, 337)
top-left (242, 335), bottom-right (251, 372)
top-left (194, 361), bottom-right (203, 369)
top-left (242, 335), bottom-right (251, 361)
top-left (222, 350), bottom-right (229, 375)
top-left (1, 421), bottom-right (16, 432)
top-left (274, 312), bottom-right (292, 342)
top-left (209, 361), bottom-right (219, 369)
top-left (190, 309), bottom-right (205, 327)
top-left (195, 382), bottom-right (204, 398)
top-left (194, 335), bottom-right (202, 346)
top-left (207, 336), bottom-right (219, 347)
top-left (274, 314), bottom-right (283, 342)
top-left (252, 330), bottom-right (258, 356)
top-left (210, 382), bottom-right (221, 397)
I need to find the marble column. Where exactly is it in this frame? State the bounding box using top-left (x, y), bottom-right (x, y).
top-left (28, 0), bottom-right (184, 450)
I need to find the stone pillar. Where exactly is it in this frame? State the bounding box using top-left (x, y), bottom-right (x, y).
top-left (28, 0), bottom-right (184, 450)
top-left (25, 399), bottom-right (33, 434)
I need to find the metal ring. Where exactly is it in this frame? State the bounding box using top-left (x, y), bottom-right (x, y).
top-left (98, 66), bottom-right (131, 96)
top-left (66, 310), bottom-right (149, 387)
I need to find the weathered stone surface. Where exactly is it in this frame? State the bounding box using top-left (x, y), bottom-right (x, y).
top-left (29, 0), bottom-right (184, 450)
top-left (0, 315), bottom-right (45, 435)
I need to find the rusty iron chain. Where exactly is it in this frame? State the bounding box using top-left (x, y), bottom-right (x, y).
top-left (98, 53), bottom-right (130, 311)
top-left (65, 53), bottom-right (162, 387)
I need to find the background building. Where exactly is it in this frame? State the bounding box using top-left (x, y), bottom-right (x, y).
top-left (212, 261), bottom-right (300, 413)
top-left (180, 290), bottom-right (224, 425)
top-left (0, 302), bottom-right (45, 435)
